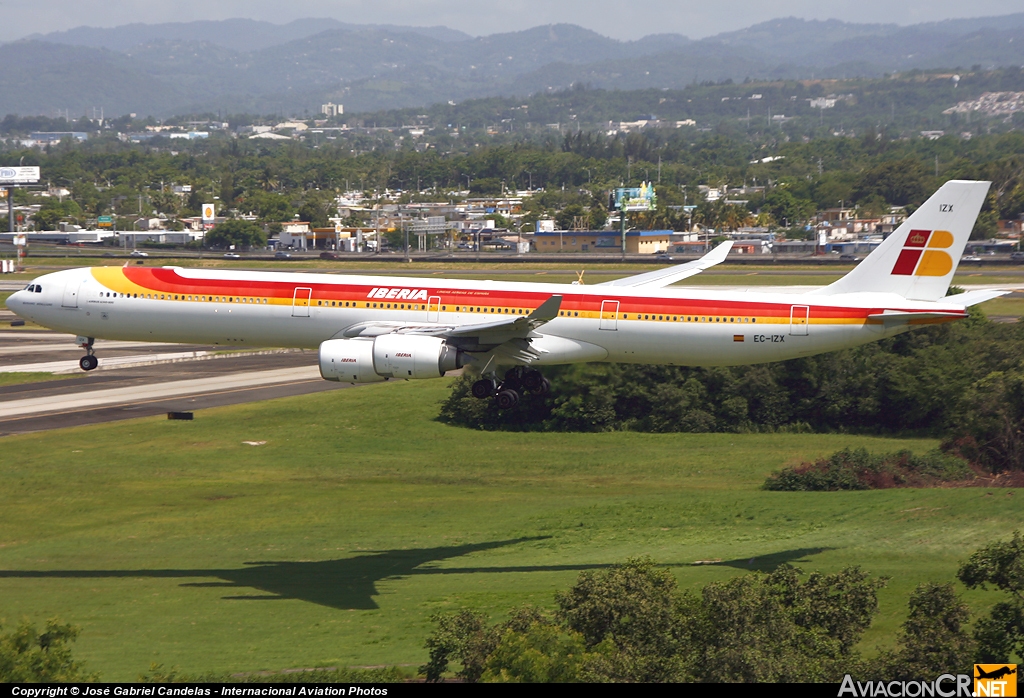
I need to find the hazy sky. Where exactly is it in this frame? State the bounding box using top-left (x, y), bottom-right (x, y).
top-left (4, 0), bottom-right (1024, 41)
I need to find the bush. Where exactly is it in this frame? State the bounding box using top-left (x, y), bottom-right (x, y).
top-left (440, 316), bottom-right (1024, 475)
top-left (957, 530), bottom-right (1024, 662)
top-left (420, 558), bottom-right (886, 683)
top-left (139, 665), bottom-right (405, 683)
top-left (763, 448), bottom-right (975, 491)
top-left (0, 618), bottom-right (97, 682)
top-left (206, 219), bottom-right (266, 249)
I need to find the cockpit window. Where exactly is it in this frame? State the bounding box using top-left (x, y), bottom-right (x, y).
top-left (25, 284), bottom-right (35, 292)
top-left (35, 286), bottom-right (42, 293)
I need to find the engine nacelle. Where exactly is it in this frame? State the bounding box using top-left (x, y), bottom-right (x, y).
top-left (319, 338), bottom-right (386, 383)
top-left (319, 335), bottom-right (464, 383)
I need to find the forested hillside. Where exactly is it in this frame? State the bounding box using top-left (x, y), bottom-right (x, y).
top-left (4, 14), bottom-right (1024, 116)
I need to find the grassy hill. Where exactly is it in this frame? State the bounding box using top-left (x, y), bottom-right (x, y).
top-left (0, 377), bottom-right (1017, 680)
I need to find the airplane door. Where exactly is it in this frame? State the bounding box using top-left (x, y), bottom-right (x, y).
top-left (790, 305), bottom-right (809, 336)
top-left (292, 287), bottom-right (312, 317)
top-left (600, 300), bottom-right (619, 330)
top-left (62, 279), bottom-right (81, 308)
top-left (427, 296), bottom-right (441, 322)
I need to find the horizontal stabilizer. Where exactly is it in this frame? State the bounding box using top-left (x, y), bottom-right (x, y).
top-left (597, 241), bottom-right (733, 288)
top-left (867, 309), bottom-right (965, 325)
top-left (944, 289), bottom-right (1011, 306)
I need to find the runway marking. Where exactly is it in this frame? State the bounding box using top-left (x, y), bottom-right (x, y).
top-left (2, 350), bottom-right (215, 373)
top-left (0, 340), bottom-right (184, 357)
top-left (0, 377), bottom-right (328, 425)
top-left (0, 366), bottom-right (323, 419)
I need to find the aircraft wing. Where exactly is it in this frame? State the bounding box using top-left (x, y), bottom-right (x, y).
top-left (338, 295), bottom-right (562, 351)
top-left (596, 241), bottom-right (733, 288)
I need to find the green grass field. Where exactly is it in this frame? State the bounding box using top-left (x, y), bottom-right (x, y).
top-left (0, 372), bottom-right (66, 387)
top-left (0, 379), bottom-right (1018, 680)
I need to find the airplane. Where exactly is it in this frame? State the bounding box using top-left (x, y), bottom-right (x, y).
top-left (5, 180), bottom-right (1008, 409)
top-left (976, 666), bottom-right (1017, 681)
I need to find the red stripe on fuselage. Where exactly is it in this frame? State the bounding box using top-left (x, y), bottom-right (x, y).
top-left (118, 267), bottom-right (952, 322)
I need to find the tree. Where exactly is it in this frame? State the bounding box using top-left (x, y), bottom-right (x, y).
top-left (688, 565), bottom-right (884, 682)
top-left (556, 557), bottom-right (690, 681)
top-left (872, 583), bottom-right (975, 679)
top-left (206, 219), bottom-right (266, 249)
top-left (555, 204), bottom-right (586, 230)
top-left (297, 192), bottom-right (334, 229)
top-left (852, 159), bottom-right (930, 208)
top-left (0, 618), bottom-right (97, 682)
top-left (481, 623), bottom-right (591, 683)
top-left (958, 530), bottom-right (1024, 662)
top-left (421, 606), bottom-right (545, 682)
top-left (419, 559), bottom-right (888, 683)
top-left (31, 199), bottom-right (83, 230)
top-left (242, 191), bottom-right (293, 223)
top-left (760, 189), bottom-right (810, 227)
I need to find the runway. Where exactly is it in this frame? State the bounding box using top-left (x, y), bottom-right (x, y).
top-left (0, 335), bottom-right (353, 435)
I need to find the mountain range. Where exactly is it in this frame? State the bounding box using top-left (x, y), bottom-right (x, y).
top-left (3, 14), bottom-right (1024, 118)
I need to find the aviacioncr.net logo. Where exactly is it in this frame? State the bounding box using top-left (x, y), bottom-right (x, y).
top-left (839, 673), bottom-right (972, 697)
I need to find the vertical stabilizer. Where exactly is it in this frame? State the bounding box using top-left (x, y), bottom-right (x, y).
top-left (819, 180), bottom-right (990, 300)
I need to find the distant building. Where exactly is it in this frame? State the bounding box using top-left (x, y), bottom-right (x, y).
top-left (321, 103), bottom-right (343, 117)
top-left (533, 230), bottom-right (677, 254)
top-left (117, 231), bottom-right (204, 246)
top-left (29, 132), bottom-right (88, 142)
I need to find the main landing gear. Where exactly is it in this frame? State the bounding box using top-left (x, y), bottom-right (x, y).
top-left (77, 336), bottom-right (98, 371)
top-left (471, 367), bottom-right (550, 410)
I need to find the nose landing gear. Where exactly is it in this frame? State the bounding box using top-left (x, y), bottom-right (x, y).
top-left (77, 336), bottom-right (98, 371)
top-left (472, 367), bottom-right (550, 409)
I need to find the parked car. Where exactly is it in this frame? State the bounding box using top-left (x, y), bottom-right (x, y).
top-left (839, 254), bottom-right (860, 262)
top-left (319, 252), bottom-right (339, 260)
top-left (274, 251), bottom-right (292, 259)
top-left (129, 250), bottom-right (149, 258)
top-left (962, 255), bottom-right (983, 262)
top-left (1010, 251), bottom-right (1024, 263)
top-left (222, 253), bottom-right (241, 259)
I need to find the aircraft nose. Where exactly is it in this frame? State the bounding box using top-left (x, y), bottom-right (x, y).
top-left (5, 290), bottom-right (23, 312)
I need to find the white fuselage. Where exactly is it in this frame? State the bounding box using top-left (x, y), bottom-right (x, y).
top-left (6, 265), bottom-right (964, 368)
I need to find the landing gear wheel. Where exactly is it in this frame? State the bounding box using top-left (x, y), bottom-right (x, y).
top-left (79, 355), bottom-right (99, 371)
top-left (495, 389), bottom-right (520, 410)
top-left (471, 378), bottom-right (497, 399)
top-left (502, 368), bottom-right (523, 392)
top-left (522, 369), bottom-right (544, 392)
top-left (536, 377), bottom-right (551, 395)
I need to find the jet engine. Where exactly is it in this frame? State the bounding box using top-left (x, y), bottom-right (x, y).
top-left (319, 335), bottom-right (465, 383)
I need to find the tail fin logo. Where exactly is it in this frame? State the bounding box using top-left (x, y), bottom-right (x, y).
top-left (891, 229), bottom-right (955, 277)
